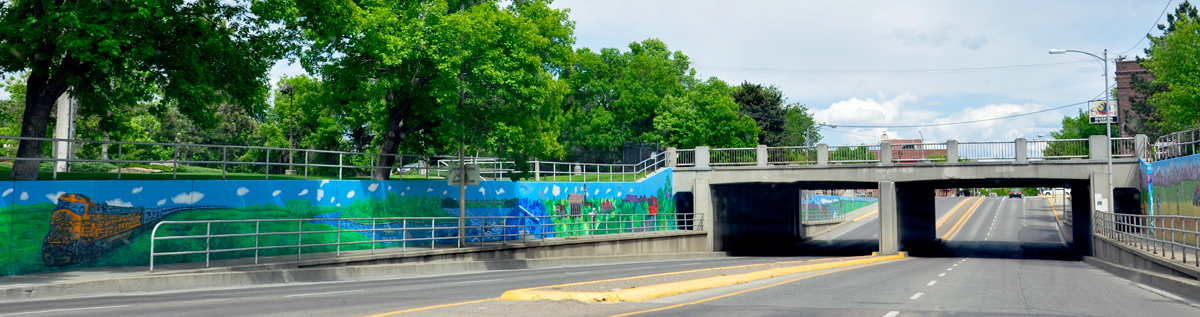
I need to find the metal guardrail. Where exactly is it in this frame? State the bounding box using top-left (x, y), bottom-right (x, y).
top-left (1155, 128), bottom-right (1200, 161)
top-left (0, 136), bottom-right (665, 182)
top-left (890, 142), bottom-right (947, 163)
top-left (709, 147), bottom-right (757, 166)
top-left (1028, 139), bottom-right (1089, 160)
top-left (1095, 211), bottom-right (1200, 267)
top-left (957, 141), bottom-right (1015, 161)
top-left (1111, 137), bottom-right (1136, 158)
top-left (828, 145), bottom-right (880, 164)
top-left (149, 213), bottom-right (704, 271)
top-left (676, 149), bottom-right (695, 167)
top-left (767, 146), bottom-right (816, 165)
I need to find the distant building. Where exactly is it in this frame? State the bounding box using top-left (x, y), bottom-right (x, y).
top-left (1115, 60), bottom-right (1154, 137)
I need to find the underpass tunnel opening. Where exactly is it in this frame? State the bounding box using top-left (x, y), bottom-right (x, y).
top-left (710, 182), bottom-right (879, 256)
top-left (889, 179), bottom-right (1138, 260)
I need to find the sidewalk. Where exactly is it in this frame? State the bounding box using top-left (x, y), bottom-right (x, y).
top-left (1, 231), bottom-right (716, 301)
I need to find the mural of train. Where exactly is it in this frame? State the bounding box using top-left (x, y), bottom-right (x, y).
top-left (41, 193), bottom-right (223, 266)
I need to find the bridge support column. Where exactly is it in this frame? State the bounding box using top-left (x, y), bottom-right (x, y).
top-left (817, 144), bottom-right (829, 165)
top-left (1075, 172), bottom-right (1107, 256)
top-left (696, 146), bottom-right (710, 169)
top-left (665, 147), bottom-right (677, 167)
top-left (1015, 138), bottom-right (1028, 164)
top-left (897, 184), bottom-right (936, 252)
top-left (879, 181), bottom-right (899, 254)
top-left (946, 140), bottom-right (958, 163)
top-left (879, 141), bottom-right (893, 166)
top-left (756, 144), bottom-right (767, 167)
top-left (1089, 135), bottom-right (1109, 161)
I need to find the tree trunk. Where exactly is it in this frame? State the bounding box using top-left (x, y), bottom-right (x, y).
top-left (372, 99), bottom-right (413, 180)
top-left (11, 67), bottom-right (70, 180)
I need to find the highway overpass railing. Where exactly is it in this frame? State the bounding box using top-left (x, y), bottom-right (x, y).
top-left (0, 135), bottom-right (666, 182)
top-left (668, 134), bottom-right (1153, 168)
top-left (1155, 127), bottom-right (1200, 161)
top-left (148, 213), bottom-right (704, 271)
top-left (1095, 211), bottom-right (1200, 267)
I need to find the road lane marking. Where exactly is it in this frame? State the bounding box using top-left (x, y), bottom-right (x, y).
top-left (927, 280), bottom-right (937, 286)
top-left (947, 268), bottom-right (952, 271)
top-left (364, 298), bottom-right (495, 317)
top-left (910, 292), bottom-right (923, 299)
top-left (605, 259), bottom-right (906, 316)
top-left (884, 311), bottom-right (901, 317)
top-left (1046, 197), bottom-right (1061, 222)
top-left (284, 290), bottom-right (364, 297)
top-left (853, 209), bottom-right (880, 222)
top-left (0, 305), bottom-right (131, 316)
top-left (942, 197), bottom-right (987, 240)
top-left (939, 273), bottom-right (945, 277)
top-left (953, 264), bottom-right (958, 266)
top-left (935, 198), bottom-right (973, 227)
top-left (448, 279), bottom-right (507, 284)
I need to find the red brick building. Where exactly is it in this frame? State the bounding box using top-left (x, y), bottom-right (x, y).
top-left (878, 138), bottom-right (947, 163)
top-left (1115, 60), bottom-right (1154, 137)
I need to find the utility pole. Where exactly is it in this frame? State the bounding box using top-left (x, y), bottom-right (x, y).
top-left (281, 84), bottom-right (297, 175)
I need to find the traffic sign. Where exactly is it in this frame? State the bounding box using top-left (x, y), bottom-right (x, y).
top-left (447, 164), bottom-right (481, 186)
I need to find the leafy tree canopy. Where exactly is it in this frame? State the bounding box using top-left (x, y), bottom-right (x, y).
top-left (1142, 1), bottom-right (1200, 133)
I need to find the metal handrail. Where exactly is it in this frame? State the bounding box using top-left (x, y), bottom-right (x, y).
top-left (148, 214), bottom-right (705, 271)
top-left (957, 141), bottom-right (1015, 161)
top-left (709, 147), bottom-right (757, 166)
top-left (1154, 127), bottom-right (1200, 161)
top-left (676, 149), bottom-right (696, 167)
top-left (1095, 211), bottom-right (1200, 267)
top-left (1028, 139), bottom-right (1089, 160)
top-left (0, 135), bottom-right (666, 182)
top-left (889, 142), bottom-right (948, 163)
top-left (766, 146), bottom-right (817, 165)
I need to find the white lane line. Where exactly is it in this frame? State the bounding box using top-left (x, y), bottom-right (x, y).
top-left (283, 290), bottom-right (364, 297)
top-left (939, 273), bottom-right (946, 277)
top-left (910, 293), bottom-right (924, 299)
top-left (927, 280), bottom-right (937, 286)
top-left (564, 271), bottom-right (594, 275)
top-left (883, 311), bottom-right (901, 317)
top-left (0, 305), bottom-right (131, 316)
top-left (953, 264), bottom-right (958, 266)
top-left (947, 268), bottom-right (953, 271)
top-left (447, 278), bottom-right (506, 284)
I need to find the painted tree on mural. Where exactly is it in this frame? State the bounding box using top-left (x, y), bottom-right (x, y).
top-left (293, 0), bottom-right (574, 180)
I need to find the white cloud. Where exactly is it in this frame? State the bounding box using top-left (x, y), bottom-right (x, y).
top-left (368, 183), bottom-right (379, 192)
top-left (2, 188), bottom-right (11, 197)
top-left (316, 189), bottom-right (325, 201)
top-left (132, 187), bottom-right (143, 194)
top-left (479, 187), bottom-right (486, 195)
top-left (346, 190), bottom-right (355, 199)
top-left (237, 187), bottom-right (250, 196)
top-left (299, 189), bottom-right (309, 196)
top-left (19, 192), bottom-right (28, 201)
top-left (272, 190), bottom-right (282, 197)
top-left (106, 198), bottom-right (133, 207)
top-left (171, 192), bottom-right (205, 204)
top-left (959, 35), bottom-right (988, 50)
top-left (552, 185), bottom-right (561, 197)
top-left (496, 188), bottom-right (506, 195)
top-left (157, 199), bottom-right (167, 206)
top-left (887, 23), bottom-right (954, 47)
top-left (46, 191), bottom-right (65, 204)
top-left (320, 180), bottom-right (329, 187)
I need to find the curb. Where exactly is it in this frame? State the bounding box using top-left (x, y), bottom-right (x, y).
top-left (0, 252), bottom-right (725, 301)
top-left (1085, 256), bottom-right (1200, 302)
top-left (500, 252), bottom-right (906, 302)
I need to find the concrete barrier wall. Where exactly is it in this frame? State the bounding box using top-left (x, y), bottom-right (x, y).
top-left (0, 169), bottom-right (677, 276)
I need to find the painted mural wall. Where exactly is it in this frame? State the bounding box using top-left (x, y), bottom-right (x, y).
top-left (1150, 155), bottom-right (1200, 218)
top-left (0, 169), bottom-right (676, 276)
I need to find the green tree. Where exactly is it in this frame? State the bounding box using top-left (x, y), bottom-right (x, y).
top-left (295, 0), bottom-right (574, 180)
top-left (654, 78), bottom-right (759, 148)
top-left (1141, 1), bottom-right (1200, 133)
top-left (1045, 110), bottom-right (1117, 158)
top-left (780, 104), bottom-right (820, 146)
top-left (0, 0), bottom-right (295, 179)
top-left (732, 82), bottom-right (786, 146)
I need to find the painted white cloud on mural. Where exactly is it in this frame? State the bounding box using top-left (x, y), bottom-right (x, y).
top-left (495, 188), bottom-right (505, 195)
top-left (46, 191), bottom-right (65, 204)
top-left (20, 192), bottom-right (28, 201)
top-left (346, 190), bottom-right (355, 199)
top-left (552, 185), bottom-right (561, 197)
top-left (106, 198), bottom-right (133, 207)
top-left (132, 187), bottom-right (143, 194)
top-left (237, 187), bottom-right (250, 196)
top-left (299, 189), bottom-right (309, 196)
top-left (2, 188), bottom-right (11, 197)
top-left (157, 199), bottom-right (167, 206)
top-left (320, 180), bottom-right (329, 187)
top-left (368, 183), bottom-right (379, 192)
top-left (478, 187), bottom-right (486, 195)
top-left (272, 190), bottom-right (281, 197)
top-left (172, 192), bottom-right (205, 204)
top-left (427, 188), bottom-right (433, 192)
top-left (443, 190), bottom-right (449, 196)
top-left (316, 189), bottom-right (325, 201)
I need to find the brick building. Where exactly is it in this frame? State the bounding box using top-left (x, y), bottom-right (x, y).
top-left (1114, 60), bottom-right (1154, 137)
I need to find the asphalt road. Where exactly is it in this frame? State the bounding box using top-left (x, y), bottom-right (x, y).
top-left (3, 196), bottom-right (1196, 316)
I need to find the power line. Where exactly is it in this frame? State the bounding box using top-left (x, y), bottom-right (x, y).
top-left (1118, 0), bottom-right (1174, 56)
top-left (828, 100), bottom-right (1090, 128)
top-left (696, 61), bottom-right (1094, 75)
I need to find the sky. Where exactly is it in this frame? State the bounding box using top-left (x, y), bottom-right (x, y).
top-left (4, 1), bottom-right (1170, 146)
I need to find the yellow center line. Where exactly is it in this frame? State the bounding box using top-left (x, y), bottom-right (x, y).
top-left (935, 198), bottom-right (973, 228)
top-left (941, 197), bottom-right (987, 241)
top-left (363, 298), bottom-right (495, 317)
top-left (852, 209), bottom-right (879, 222)
top-left (1046, 197), bottom-right (1060, 222)
top-left (607, 259), bottom-right (907, 317)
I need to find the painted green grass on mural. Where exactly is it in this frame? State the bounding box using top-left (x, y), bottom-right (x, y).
top-left (1153, 179), bottom-right (1200, 217)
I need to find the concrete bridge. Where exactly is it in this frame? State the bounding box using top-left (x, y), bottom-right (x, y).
top-left (670, 135), bottom-right (1151, 256)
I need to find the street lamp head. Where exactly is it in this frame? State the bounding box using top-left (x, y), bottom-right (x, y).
top-left (1048, 49), bottom-right (1067, 54)
top-left (279, 84), bottom-right (295, 96)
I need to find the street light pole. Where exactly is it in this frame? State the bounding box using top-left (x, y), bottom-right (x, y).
top-left (280, 84), bottom-right (297, 175)
top-left (1050, 48), bottom-right (1114, 209)
top-left (918, 130), bottom-right (925, 161)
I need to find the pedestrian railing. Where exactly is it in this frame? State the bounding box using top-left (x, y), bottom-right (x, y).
top-left (0, 136), bottom-right (666, 182)
top-left (676, 149), bottom-right (696, 167)
top-left (1028, 139), bottom-right (1089, 160)
top-left (1155, 127), bottom-right (1200, 161)
top-left (148, 213), bottom-right (704, 271)
top-left (958, 141), bottom-right (1015, 161)
top-left (1095, 211), bottom-right (1200, 267)
top-left (890, 142), bottom-right (947, 163)
top-left (828, 145), bottom-right (880, 164)
top-left (767, 146), bottom-right (817, 165)
top-left (709, 147), bottom-right (757, 166)
top-left (1112, 137), bottom-right (1136, 158)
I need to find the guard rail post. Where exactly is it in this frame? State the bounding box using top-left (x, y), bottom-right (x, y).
top-left (1089, 135), bottom-right (1108, 161)
top-left (817, 144), bottom-right (829, 165)
top-left (879, 141), bottom-right (892, 166)
top-left (221, 147), bottom-right (227, 180)
top-left (946, 140), bottom-right (958, 163)
top-left (117, 144), bottom-right (123, 180)
top-left (1015, 138), bottom-right (1028, 164)
top-left (756, 144), bottom-right (767, 167)
top-left (695, 146), bottom-right (710, 169)
top-left (666, 147), bottom-right (677, 167)
top-left (1135, 134), bottom-right (1148, 160)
